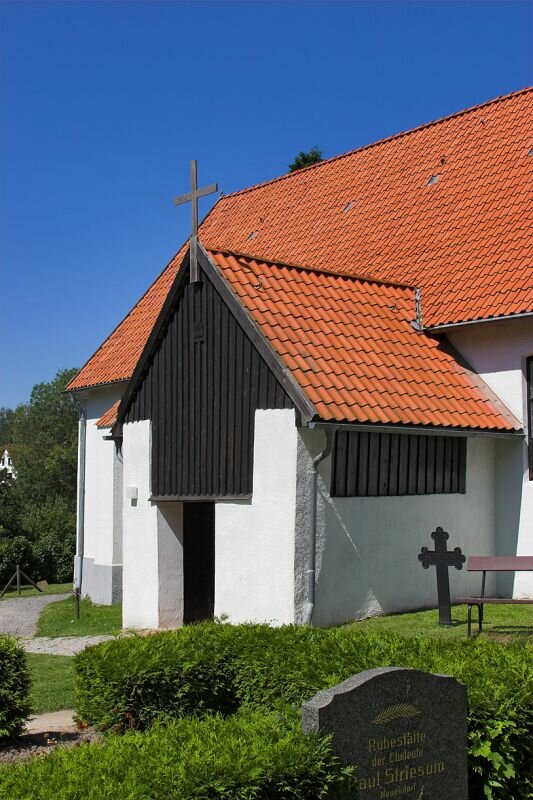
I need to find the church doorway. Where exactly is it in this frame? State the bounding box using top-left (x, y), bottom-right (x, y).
top-left (183, 502), bottom-right (215, 623)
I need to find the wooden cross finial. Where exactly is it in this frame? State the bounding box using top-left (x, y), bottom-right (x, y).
top-left (173, 160), bottom-right (218, 283)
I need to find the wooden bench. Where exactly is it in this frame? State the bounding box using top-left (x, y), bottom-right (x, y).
top-left (457, 556), bottom-right (533, 637)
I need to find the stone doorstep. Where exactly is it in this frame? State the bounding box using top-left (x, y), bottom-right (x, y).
top-left (25, 710), bottom-right (77, 735)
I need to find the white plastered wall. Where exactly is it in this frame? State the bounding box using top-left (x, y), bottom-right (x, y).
top-left (122, 419), bottom-right (184, 629)
top-left (448, 317), bottom-right (533, 597)
top-left (295, 428), bottom-right (498, 627)
top-left (215, 409), bottom-right (298, 625)
top-left (76, 383), bottom-right (125, 605)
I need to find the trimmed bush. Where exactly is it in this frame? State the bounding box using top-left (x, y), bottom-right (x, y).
top-left (75, 622), bottom-right (533, 799)
top-left (0, 635), bottom-right (32, 739)
top-left (76, 622), bottom-right (240, 731)
top-left (0, 709), bottom-right (350, 800)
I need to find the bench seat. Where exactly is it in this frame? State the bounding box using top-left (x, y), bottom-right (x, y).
top-left (457, 597), bottom-right (533, 604)
top-left (457, 556), bottom-right (533, 637)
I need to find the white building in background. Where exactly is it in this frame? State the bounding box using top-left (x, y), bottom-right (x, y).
top-left (0, 449), bottom-right (17, 479)
top-left (67, 88), bottom-right (533, 628)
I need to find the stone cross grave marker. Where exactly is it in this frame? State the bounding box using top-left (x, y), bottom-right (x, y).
top-left (302, 667), bottom-right (468, 800)
top-left (418, 527), bottom-right (465, 625)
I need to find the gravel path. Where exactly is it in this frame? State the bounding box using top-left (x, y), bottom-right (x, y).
top-left (0, 596), bottom-right (115, 764)
top-left (23, 635), bottom-right (116, 655)
top-left (0, 594), bottom-right (70, 638)
top-left (0, 723), bottom-right (101, 764)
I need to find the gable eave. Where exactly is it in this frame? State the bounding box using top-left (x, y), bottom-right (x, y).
top-left (112, 249), bottom-right (191, 436)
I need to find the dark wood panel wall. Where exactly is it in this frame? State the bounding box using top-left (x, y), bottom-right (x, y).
top-left (124, 269), bottom-right (293, 497)
top-left (331, 430), bottom-right (467, 497)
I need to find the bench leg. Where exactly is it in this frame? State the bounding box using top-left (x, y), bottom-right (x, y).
top-left (467, 604), bottom-right (484, 638)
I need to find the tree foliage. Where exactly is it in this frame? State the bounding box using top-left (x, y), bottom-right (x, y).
top-left (288, 146), bottom-right (323, 172)
top-left (10, 368), bottom-right (79, 508)
top-left (0, 408), bottom-right (14, 450)
top-left (0, 472), bottom-right (25, 539)
top-left (0, 368), bottom-right (78, 584)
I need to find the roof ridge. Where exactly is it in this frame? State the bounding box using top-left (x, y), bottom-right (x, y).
top-left (203, 243), bottom-right (417, 290)
top-left (221, 86), bottom-right (533, 199)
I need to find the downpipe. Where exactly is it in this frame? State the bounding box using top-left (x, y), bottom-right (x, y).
top-left (303, 427), bottom-right (333, 625)
top-left (71, 395), bottom-right (87, 617)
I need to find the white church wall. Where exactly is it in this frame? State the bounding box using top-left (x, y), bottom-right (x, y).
top-left (447, 317), bottom-right (533, 422)
top-left (77, 383), bottom-right (125, 605)
top-left (215, 409), bottom-right (298, 625)
top-left (157, 502), bottom-right (184, 628)
top-left (122, 420), bottom-right (158, 628)
top-left (122, 419), bottom-right (184, 629)
top-left (448, 317), bottom-right (533, 597)
top-left (295, 428), bottom-right (497, 627)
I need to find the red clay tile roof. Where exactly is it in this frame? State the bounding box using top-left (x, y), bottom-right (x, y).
top-left (67, 247), bottom-right (186, 391)
top-left (206, 248), bottom-right (519, 431)
top-left (67, 88), bottom-right (533, 393)
top-left (96, 400), bottom-right (120, 429)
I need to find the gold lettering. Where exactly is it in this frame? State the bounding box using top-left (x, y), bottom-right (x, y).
top-left (385, 761), bottom-right (446, 785)
top-left (385, 767), bottom-right (396, 785)
top-left (359, 772), bottom-right (381, 789)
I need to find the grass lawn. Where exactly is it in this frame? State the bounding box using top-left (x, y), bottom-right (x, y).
top-left (357, 603), bottom-right (533, 641)
top-left (0, 582), bottom-right (72, 600)
top-left (36, 596), bottom-right (122, 638)
top-left (27, 654), bottom-right (75, 713)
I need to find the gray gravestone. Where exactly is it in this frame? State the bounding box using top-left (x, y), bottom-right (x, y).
top-left (302, 667), bottom-right (468, 800)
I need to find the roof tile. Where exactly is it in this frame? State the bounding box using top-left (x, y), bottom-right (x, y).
top-left (208, 248), bottom-right (519, 431)
top-left (67, 89), bottom-right (533, 392)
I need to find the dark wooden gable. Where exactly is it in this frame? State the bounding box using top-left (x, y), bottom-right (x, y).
top-left (123, 258), bottom-right (294, 498)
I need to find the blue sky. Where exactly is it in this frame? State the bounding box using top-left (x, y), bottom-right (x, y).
top-left (1, 0), bottom-right (531, 408)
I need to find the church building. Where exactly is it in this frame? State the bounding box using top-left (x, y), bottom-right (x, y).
top-left (67, 88), bottom-right (533, 629)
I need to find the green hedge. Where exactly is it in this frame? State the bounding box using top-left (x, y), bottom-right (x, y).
top-left (0, 709), bottom-right (350, 800)
top-left (75, 622), bottom-right (239, 730)
top-left (75, 623), bottom-right (533, 799)
top-left (0, 635), bottom-right (32, 739)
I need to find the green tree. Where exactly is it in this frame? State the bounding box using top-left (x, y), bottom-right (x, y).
top-left (25, 497), bottom-right (76, 582)
top-left (0, 408), bottom-right (14, 450)
top-left (10, 368), bottom-right (79, 509)
top-left (0, 369), bottom-right (79, 584)
top-left (288, 146), bottom-right (323, 172)
top-left (0, 472), bottom-right (24, 539)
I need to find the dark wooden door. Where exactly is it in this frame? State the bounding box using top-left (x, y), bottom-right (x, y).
top-left (183, 502), bottom-right (215, 623)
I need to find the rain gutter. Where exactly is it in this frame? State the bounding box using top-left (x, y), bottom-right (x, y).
top-left (426, 311), bottom-right (533, 333)
top-left (310, 421), bottom-right (523, 439)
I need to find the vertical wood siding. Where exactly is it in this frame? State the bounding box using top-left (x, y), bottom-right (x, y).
top-left (331, 431), bottom-right (467, 497)
top-left (124, 270), bottom-right (293, 497)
